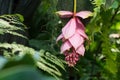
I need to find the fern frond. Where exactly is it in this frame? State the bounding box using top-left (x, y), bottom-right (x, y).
top-left (41, 51), bottom-right (66, 71)
top-left (40, 57), bottom-right (60, 73)
top-left (0, 19), bottom-right (27, 39)
top-left (36, 49), bottom-right (65, 78)
top-left (37, 62), bottom-right (60, 79)
top-left (38, 58), bottom-right (62, 76)
top-left (0, 43), bottom-right (34, 58)
top-left (0, 20), bottom-right (24, 31)
top-left (0, 43), bottom-right (65, 79)
top-left (4, 30), bottom-right (27, 39)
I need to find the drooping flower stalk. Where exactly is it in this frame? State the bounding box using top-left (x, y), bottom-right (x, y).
top-left (73, 0), bottom-right (77, 16)
top-left (56, 0), bottom-right (92, 66)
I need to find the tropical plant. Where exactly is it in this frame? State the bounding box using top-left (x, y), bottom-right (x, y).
top-left (0, 0), bottom-right (120, 80)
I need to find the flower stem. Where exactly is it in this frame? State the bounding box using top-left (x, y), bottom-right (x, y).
top-left (73, 0), bottom-right (77, 16)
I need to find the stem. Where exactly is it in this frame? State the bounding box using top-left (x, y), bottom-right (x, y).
top-left (73, 0), bottom-right (77, 16)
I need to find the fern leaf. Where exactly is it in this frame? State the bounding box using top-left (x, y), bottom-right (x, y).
top-left (37, 62), bottom-right (60, 80)
top-left (0, 43), bottom-right (64, 79)
top-left (39, 50), bottom-right (65, 70)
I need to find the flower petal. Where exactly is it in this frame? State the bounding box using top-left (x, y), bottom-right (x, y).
top-left (62, 18), bottom-right (76, 39)
top-left (76, 45), bottom-right (85, 56)
top-left (77, 30), bottom-right (88, 39)
top-left (76, 18), bottom-right (85, 31)
top-left (69, 33), bottom-right (84, 50)
top-left (76, 18), bottom-right (88, 39)
top-left (76, 11), bottom-right (92, 19)
top-left (56, 11), bottom-right (73, 18)
top-left (77, 27), bottom-right (88, 39)
top-left (56, 34), bottom-right (63, 42)
top-left (61, 41), bottom-right (72, 53)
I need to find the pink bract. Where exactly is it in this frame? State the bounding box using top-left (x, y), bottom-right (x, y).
top-left (76, 11), bottom-right (92, 19)
top-left (68, 33), bottom-right (84, 50)
top-left (62, 18), bottom-right (76, 39)
top-left (56, 11), bottom-right (73, 18)
top-left (61, 40), bottom-right (72, 53)
top-left (56, 10), bottom-right (92, 66)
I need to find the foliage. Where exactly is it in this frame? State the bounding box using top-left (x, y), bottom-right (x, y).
top-left (29, 0), bottom-right (61, 54)
top-left (87, 0), bottom-right (120, 80)
top-left (0, 3), bottom-right (65, 79)
top-left (0, 14), bottom-right (27, 39)
top-left (0, 42), bottom-right (65, 80)
top-left (0, 54), bottom-right (56, 80)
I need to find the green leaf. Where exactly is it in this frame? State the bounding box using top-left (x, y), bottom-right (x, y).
top-left (36, 49), bottom-right (65, 79)
top-left (15, 14), bottom-right (24, 22)
top-left (105, 58), bottom-right (117, 75)
top-left (2, 54), bottom-right (35, 69)
top-left (111, 1), bottom-right (119, 9)
top-left (0, 66), bottom-right (41, 80)
top-left (0, 57), bottom-right (7, 69)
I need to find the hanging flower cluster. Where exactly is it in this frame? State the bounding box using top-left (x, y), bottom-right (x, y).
top-left (56, 11), bottom-right (92, 66)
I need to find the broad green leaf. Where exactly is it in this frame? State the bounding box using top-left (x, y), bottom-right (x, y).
top-left (111, 0), bottom-right (119, 9)
top-left (0, 66), bottom-right (41, 80)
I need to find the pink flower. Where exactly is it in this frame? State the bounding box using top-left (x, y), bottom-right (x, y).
top-left (56, 11), bottom-right (92, 66)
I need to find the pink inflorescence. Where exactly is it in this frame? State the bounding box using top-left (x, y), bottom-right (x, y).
top-left (56, 11), bottom-right (92, 66)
